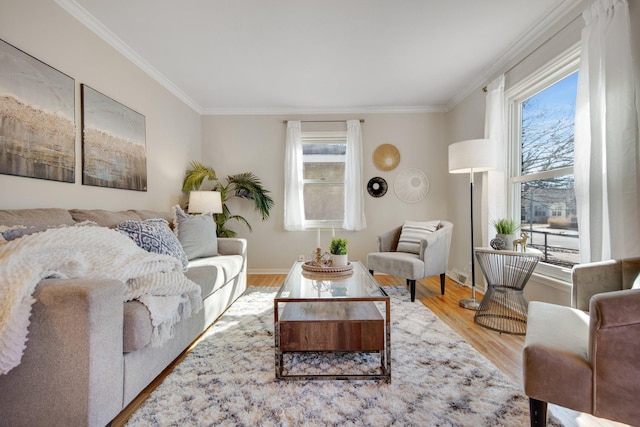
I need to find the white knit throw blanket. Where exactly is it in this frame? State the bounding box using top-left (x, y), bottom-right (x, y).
top-left (0, 226), bottom-right (202, 375)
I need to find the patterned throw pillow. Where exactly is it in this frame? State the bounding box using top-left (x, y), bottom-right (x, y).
top-left (396, 220), bottom-right (441, 254)
top-left (116, 219), bottom-right (189, 269)
top-left (172, 205), bottom-right (218, 260)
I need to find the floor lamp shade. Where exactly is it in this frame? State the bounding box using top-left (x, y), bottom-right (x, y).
top-left (448, 139), bottom-right (496, 174)
top-left (188, 191), bottom-right (223, 214)
top-left (448, 138), bottom-right (496, 310)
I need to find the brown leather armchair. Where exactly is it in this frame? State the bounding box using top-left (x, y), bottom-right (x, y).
top-left (523, 257), bottom-right (640, 426)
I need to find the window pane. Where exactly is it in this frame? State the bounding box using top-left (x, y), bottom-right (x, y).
top-left (304, 183), bottom-right (344, 220)
top-left (521, 72), bottom-right (578, 176)
top-left (520, 176), bottom-right (578, 268)
top-left (304, 162), bottom-right (345, 180)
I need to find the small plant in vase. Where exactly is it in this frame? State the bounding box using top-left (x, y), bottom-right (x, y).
top-left (329, 237), bottom-right (349, 267)
top-left (491, 218), bottom-right (521, 250)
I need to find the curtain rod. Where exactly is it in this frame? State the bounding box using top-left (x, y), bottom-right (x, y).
top-left (282, 119), bottom-right (365, 124)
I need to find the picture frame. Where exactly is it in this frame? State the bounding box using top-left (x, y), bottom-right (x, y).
top-left (0, 38), bottom-right (75, 183)
top-left (81, 84), bottom-right (147, 191)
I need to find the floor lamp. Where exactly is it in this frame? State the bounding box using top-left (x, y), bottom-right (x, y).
top-left (448, 139), bottom-right (496, 310)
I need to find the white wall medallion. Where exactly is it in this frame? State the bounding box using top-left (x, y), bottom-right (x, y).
top-left (367, 177), bottom-right (388, 198)
top-left (394, 168), bottom-right (429, 203)
top-left (373, 144), bottom-right (400, 171)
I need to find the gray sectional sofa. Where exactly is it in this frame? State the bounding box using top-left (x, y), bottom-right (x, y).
top-left (0, 208), bottom-right (247, 426)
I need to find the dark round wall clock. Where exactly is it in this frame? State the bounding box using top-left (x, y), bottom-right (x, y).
top-left (367, 177), bottom-right (388, 198)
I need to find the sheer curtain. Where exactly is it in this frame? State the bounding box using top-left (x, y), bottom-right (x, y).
top-left (344, 120), bottom-right (367, 230)
top-left (574, 0), bottom-right (640, 263)
top-left (283, 121), bottom-right (305, 230)
top-left (482, 75), bottom-right (506, 247)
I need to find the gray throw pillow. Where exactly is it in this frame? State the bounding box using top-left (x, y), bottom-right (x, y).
top-left (172, 205), bottom-right (218, 260)
top-left (397, 220), bottom-right (441, 254)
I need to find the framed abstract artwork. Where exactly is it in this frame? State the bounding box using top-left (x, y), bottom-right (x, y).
top-left (81, 84), bottom-right (147, 191)
top-left (0, 39), bottom-right (75, 183)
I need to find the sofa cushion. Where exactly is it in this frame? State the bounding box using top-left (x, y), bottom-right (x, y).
top-left (186, 255), bottom-right (244, 299)
top-left (123, 301), bottom-right (152, 353)
top-left (70, 209), bottom-right (143, 228)
top-left (0, 208), bottom-right (76, 228)
top-left (172, 205), bottom-right (218, 260)
top-left (116, 219), bottom-right (189, 269)
top-left (130, 210), bottom-right (174, 225)
top-left (397, 220), bottom-right (441, 254)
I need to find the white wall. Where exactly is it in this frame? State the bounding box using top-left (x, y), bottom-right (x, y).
top-left (0, 0), bottom-right (201, 211)
top-left (201, 113), bottom-right (449, 271)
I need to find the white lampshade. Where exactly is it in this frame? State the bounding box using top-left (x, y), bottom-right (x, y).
top-left (448, 139), bottom-right (497, 174)
top-left (188, 191), bottom-right (222, 214)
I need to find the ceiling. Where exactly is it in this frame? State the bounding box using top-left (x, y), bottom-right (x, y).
top-left (56, 0), bottom-right (582, 115)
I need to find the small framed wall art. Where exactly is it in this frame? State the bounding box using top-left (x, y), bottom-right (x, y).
top-left (81, 84), bottom-right (147, 191)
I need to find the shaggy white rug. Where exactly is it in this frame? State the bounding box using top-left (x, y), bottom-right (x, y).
top-left (127, 286), bottom-right (562, 426)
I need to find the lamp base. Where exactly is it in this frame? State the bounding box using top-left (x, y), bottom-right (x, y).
top-left (459, 298), bottom-right (481, 311)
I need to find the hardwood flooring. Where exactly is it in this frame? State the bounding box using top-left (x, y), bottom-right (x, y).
top-left (111, 273), bottom-right (623, 427)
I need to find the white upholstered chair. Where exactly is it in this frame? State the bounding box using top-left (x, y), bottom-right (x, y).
top-left (366, 220), bottom-right (453, 302)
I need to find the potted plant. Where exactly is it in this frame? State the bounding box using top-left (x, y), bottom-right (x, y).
top-left (491, 218), bottom-right (520, 250)
top-left (329, 237), bottom-right (349, 267)
top-left (182, 161), bottom-right (274, 237)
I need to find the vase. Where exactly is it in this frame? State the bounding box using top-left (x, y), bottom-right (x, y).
top-left (496, 233), bottom-right (516, 251)
top-left (331, 254), bottom-right (348, 267)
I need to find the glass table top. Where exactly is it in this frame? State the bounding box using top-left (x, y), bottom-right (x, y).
top-left (275, 261), bottom-right (387, 301)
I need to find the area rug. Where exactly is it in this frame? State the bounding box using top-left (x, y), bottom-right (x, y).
top-left (126, 286), bottom-right (562, 426)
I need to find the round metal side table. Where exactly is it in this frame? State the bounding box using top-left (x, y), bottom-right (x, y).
top-left (474, 248), bottom-right (541, 335)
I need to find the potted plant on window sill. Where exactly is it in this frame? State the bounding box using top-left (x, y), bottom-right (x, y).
top-left (491, 218), bottom-right (521, 251)
top-left (329, 237), bottom-right (349, 267)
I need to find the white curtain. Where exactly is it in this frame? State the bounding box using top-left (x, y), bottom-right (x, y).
top-left (283, 121), bottom-right (305, 230)
top-left (482, 75), bottom-right (506, 247)
top-left (344, 120), bottom-right (367, 230)
top-left (574, 0), bottom-right (640, 263)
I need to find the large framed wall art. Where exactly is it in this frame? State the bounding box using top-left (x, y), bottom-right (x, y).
top-left (81, 84), bottom-right (147, 191)
top-left (0, 39), bottom-right (75, 183)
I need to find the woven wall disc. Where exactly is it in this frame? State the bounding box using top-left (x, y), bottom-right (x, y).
top-left (367, 177), bottom-right (388, 197)
top-left (393, 168), bottom-right (429, 203)
top-left (373, 144), bottom-right (400, 171)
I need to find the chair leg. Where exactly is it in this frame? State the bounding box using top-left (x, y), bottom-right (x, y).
top-left (440, 273), bottom-right (446, 295)
top-left (529, 398), bottom-right (548, 426)
top-left (369, 269), bottom-right (374, 276)
top-left (407, 279), bottom-right (416, 302)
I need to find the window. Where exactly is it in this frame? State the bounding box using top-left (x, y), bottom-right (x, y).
top-left (302, 131), bottom-right (347, 228)
top-left (507, 48), bottom-right (580, 280)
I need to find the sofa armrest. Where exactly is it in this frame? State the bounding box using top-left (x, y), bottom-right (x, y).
top-left (217, 238), bottom-right (247, 257)
top-left (588, 288), bottom-right (640, 423)
top-left (0, 278), bottom-right (125, 427)
top-left (376, 226), bottom-right (402, 252)
top-left (572, 259), bottom-right (624, 311)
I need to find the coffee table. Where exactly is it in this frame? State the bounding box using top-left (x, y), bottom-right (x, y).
top-left (274, 261), bottom-right (391, 382)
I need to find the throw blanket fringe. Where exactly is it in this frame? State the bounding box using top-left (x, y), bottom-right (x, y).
top-left (0, 226), bottom-right (202, 375)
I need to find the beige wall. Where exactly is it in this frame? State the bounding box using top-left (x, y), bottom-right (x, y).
top-left (0, 0), bottom-right (201, 211)
top-left (201, 113), bottom-right (449, 271)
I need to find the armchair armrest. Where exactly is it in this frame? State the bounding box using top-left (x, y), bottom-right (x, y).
top-left (588, 288), bottom-right (640, 423)
top-left (376, 226), bottom-right (402, 252)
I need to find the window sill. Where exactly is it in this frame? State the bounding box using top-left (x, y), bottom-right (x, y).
top-left (530, 271), bottom-right (571, 293)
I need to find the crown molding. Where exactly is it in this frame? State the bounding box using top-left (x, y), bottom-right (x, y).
top-left (446, 0), bottom-right (585, 112)
top-left (201, 105), bottom-right (447, 116)
top-left (54, 0), bottom-right (204, 114)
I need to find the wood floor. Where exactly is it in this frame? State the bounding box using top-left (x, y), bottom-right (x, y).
top-left (111, 273), bottom-right (625, 427)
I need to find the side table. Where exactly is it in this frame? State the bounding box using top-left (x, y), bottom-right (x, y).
top-left (474, 248), bottom-right (541, 335)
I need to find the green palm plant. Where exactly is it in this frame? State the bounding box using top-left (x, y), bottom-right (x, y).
top-left (182, 161), bottom-right (274, 237)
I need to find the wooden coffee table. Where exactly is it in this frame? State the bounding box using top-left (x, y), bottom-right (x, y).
top-left (274, 261), bottom-right (391, 382)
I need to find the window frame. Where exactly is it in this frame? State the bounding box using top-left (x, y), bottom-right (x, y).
top-left (505, 44), bottom-right (581, 282)
top-left (301, 130), bottom-right (347, 229)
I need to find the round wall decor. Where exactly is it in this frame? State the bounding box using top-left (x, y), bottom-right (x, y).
top-left (367, 177), bottom-right (388, 198)
top-left (393, 168), bottom-right (429, 203)
top-left (373, 144), bottom-right (400, 171)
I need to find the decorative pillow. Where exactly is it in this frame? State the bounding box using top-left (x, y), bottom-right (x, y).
top-left (0, 221), bottom-right (98, 242)
top-left (116, 219), bottom-right (189, 269)
top-left (397, 220), bottom-right (441, 254)
top-left (172, 205), bottom-right (218, 260)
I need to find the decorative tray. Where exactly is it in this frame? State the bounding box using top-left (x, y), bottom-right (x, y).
top-left (301, 261), bottom-right (354, 274)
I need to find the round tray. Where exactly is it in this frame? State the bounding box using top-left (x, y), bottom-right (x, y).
top-left (301, 261), bottom-right (354, 274)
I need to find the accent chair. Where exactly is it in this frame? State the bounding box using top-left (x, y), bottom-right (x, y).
top-left (523, 257), bottom-right (640, 426)
top-left (367, 220), bottom-right (453, 302)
